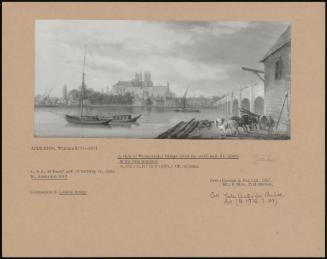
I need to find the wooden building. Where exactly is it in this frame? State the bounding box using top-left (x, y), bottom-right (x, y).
top-left (261, 26), bottom-right (291, 133)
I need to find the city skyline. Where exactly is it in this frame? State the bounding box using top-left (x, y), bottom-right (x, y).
top-left (35, 20), bottom-right (288, 98)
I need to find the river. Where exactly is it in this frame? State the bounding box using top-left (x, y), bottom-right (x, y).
top-left (35, 106), bottom-right (218, 138)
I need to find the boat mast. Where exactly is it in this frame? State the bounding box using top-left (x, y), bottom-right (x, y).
top-left (80, 45), bottom-right (87, 117)
top-left (182, 88), bottom-right (188, 108)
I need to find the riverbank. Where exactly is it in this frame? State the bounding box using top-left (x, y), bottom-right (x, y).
top-left (35, 104), bottom-right (216, 109)
top-left (157, 119), bottom-right (290, 140)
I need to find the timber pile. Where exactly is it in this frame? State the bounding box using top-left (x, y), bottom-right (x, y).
top-left (157, 119), bottom-right (213, 139)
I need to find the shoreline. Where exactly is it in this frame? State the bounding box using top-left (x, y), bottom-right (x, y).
top-left (157, 119), bottom-right (290, 140)
top-left (34, 104), bottom-right (216, 109)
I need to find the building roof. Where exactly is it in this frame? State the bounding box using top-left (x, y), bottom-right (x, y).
top-left (260, 26), bottom-right (291, 62)
top-left (113, 81), bottom-right (134, 87)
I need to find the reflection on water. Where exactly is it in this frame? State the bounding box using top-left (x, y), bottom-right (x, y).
top-left (35, 106), bottom-right (218, 138)
top-left (108, 122), bottom-right (140, 128)
top-left (65, 121), bottom-right (139, 129)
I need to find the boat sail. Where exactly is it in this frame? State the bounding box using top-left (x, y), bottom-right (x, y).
top-left (174, 88), bottom-right (200, 112)
top-left (65, 46), bottom-right (112, 125)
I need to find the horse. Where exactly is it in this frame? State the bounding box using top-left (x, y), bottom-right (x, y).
top-left (259, 115), bottom-right (275, 133)
top-left (249, 116), bottom-right (259, 130)
top-left (232, 114), bottom-right (260, 132)
top-left (230, 115), bottom-right (249, 132)
top-left (214, 118), bottom-right (239, 136)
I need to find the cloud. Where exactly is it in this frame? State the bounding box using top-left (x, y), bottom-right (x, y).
top-left (162, 21), bottom-right (250, 35)
top-left (35, 20), bottom-right (288, 97)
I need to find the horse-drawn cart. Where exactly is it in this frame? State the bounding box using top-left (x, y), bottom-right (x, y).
top-left (239, 108), bottom-right (275, 132)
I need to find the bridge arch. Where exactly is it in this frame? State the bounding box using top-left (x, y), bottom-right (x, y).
top-left (241, 98), bottom-right (250, 111)
top-left (232, 100), bottom-right (239, 116)
top-left (254, 96), bottom-right (264, 115)
top-left (227, 101), bottom-right (231, 117)
top-left (218, 103), bottom-right (222, 116)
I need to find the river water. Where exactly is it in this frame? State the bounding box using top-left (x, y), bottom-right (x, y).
top-left (35, 106), bottom-right (219, 138)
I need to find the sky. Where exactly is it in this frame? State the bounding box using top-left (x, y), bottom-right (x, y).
top-left (35, 20), bottom-right (289, 98)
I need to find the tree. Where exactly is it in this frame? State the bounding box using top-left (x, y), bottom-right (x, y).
top-left (146, 98), bottom-right (153, 106)
top-left (68, 89), bottom-right (80, 102)
top-left (68, 87), bottom-right (134, 105)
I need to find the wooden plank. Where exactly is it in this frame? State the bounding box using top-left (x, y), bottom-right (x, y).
top-left (170, 118), bottom-right (195, 138)
top-left (157, 119), bottom-right (213, 139)
top-left (157, 121), bottom-right (185, 139)
top-left (178, 120), bottom-right (200, 138)
top-left (176, 120), bottom-right (196, 138)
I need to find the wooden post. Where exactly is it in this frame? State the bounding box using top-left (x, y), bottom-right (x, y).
top-left (275, 92), bottom-right (288, 132)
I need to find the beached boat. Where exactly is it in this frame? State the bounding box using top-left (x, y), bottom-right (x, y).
top-left (174, 88), bottom-right (200, 112)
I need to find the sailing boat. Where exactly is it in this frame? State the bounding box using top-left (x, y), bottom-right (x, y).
top-left (174, 88), bottom-right (200, 112)
top-left (65, 46), bottom-right (112, 125)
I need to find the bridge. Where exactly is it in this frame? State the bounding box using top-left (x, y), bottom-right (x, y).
top-left (216, 81), bottom-right (264, 118)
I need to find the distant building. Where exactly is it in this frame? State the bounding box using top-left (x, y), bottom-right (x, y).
top-left (111, 72), bottom-right (175, 103)
top-left (68, 99), bottom-right (80, 106)
top-left (62, 84), bottom-right (68, 104)
top-left (261, 26), bottom-right (291, 132)
top-left (143, 71), bottom-right (151, 82)
top-left (106, 85), bottom-right (110, 94)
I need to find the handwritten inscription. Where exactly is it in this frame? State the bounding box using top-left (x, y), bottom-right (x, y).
top-left (210, 191), bottom-right (284, 206)
top-left (254, 155), bottom-right (277, 164)
top-left (209, 177), bottom-right (284, 206)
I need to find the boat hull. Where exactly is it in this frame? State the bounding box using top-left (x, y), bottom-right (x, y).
top-left (65, 115), bottom-right (112, 125)
top-left (111, 114), bottom-right (142, 123)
